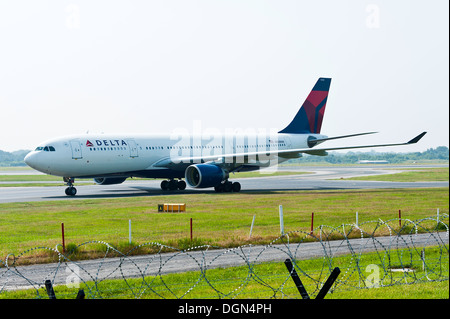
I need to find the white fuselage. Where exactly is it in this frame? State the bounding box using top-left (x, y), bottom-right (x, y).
top-left (24, 132), bottom-right (326, 179)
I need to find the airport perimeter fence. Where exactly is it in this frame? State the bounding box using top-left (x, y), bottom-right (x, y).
top-left (0, 215), bottom-right (448, 299)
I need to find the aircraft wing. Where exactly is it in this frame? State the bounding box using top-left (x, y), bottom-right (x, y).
top-left (306, 131), bottom-right (378, 147)
top-left (153, 132), bottom-right (427, 167)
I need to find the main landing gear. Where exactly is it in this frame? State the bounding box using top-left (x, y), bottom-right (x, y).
top-left (159, 179), bottom-right (241, 192)
top-left (63, 177), bottom-right (77, 196)
top-left (160, 179), bottom-right (186, 191)
top-left (214, 180), bottom-right (241, 193)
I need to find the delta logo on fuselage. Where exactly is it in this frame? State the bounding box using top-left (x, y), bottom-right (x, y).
top-left (86, 140), bottom-right (128, 147)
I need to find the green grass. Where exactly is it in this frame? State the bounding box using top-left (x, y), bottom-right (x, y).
top-left (344, 167), bottom-right (449, 182)
top-left (0, 175), bottom-right (61, 182)
top-left (0, 173), bottom-right (92, 187)
top-left (0, 167), bottom-right (32, 171)
top-left (0, 187), bottom-right (448, 299)
top-left (1, 166), bottom-right (447, 299)
top-left (0, 188), bottom-right (448, 264)
top-left (231, 170), bottom-right (312, 178)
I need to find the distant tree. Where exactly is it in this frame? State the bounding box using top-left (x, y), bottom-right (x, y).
top-left (290, 146), bottom-right (449, 164)
top-left (0, 150), bottom-right (30, 166)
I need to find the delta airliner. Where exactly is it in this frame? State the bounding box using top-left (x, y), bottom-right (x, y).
top-left (24, 78), bottom-right (426, 196)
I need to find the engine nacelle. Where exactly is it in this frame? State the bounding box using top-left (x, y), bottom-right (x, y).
top-left (185, 164), bottom-right (228, 188)
top-left (94, 177), bottom-right (127, 185)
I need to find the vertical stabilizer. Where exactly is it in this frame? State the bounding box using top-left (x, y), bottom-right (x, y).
top-left (279, 78), bottom-right (331, 134)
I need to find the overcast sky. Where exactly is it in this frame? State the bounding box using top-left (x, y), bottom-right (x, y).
top-left (0, 0), bottom-right (448, 153)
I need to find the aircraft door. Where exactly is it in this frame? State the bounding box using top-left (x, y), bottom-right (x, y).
top-left (128, 140), bottom-right (139, 158)
top-left (70, 140), bottom-right (83, 159)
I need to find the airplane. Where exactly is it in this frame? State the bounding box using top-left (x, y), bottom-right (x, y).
top-left (24, 78), bottom-right (427, 196)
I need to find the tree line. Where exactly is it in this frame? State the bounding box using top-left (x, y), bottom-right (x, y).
top-left (0, 150), bottom-right (31, 167)
top-left (295, 146), bottom-right (449, 164)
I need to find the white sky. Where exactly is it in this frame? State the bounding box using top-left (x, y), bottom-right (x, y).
top-left (0, 0), bottom-right (448, 153)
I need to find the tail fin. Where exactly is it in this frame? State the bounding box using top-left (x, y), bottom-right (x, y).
top-left (279, 77), bottom-right (331, 134)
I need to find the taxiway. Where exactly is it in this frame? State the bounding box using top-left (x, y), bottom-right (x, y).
top-left (0, 165), bottom-right (447, 203)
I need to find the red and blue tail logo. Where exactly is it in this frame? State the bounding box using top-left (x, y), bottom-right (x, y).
top-left (279, 78), bottom-right (331, 134)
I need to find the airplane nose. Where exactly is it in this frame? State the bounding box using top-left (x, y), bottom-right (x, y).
top-left (24, 152), bottom-right (32, 165)
top-left (24, 152), bottom-right (39, 170)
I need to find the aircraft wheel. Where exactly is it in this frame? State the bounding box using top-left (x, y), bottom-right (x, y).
top-left (160, 180), bottom-right (169, 191)
top-left (168, 179), bottom-right (178, 190)
top-left (177, 180), bottom-right (186, 190)
top-left (65, 187), bottom-right (77, 196)
top-left (214, 184), bottom-right (224, 193)
top-left (232, 182), bottom-right (241, 192)
top-left (64, 177), bottom-right (76, 195)
top-left (224, 181), bottom-right (233, 192)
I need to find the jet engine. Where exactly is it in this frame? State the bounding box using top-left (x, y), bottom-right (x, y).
top-left (185, 164), bottom-right (228, 188)
top-left (94, 177), bottom-right (128, 185)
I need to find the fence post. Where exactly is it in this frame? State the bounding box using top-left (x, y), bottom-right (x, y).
top-left (190, 218), bottom-right (193, 241)
top-left (129, 219), bottom-right (132, 244)
top-left (61, 223), bottom-right (65, 254)
top-left (310, 212), bottom-right (314, 235)
top-left (315, 267), bottom-right (341, 299)
top-left (249, 215), bottom-right (256, 239)
top-left (284, 259), bottom-right (341, 299)
top-left (279, 205), bottom-right (284, 235)
top-left (76, 289), bottom-right (85, 300)
top-left (399, 210), bottom-right (401, 228)
top-left (421, 248), bottom-right (425, 271)
top-left (45, 280), bottom-right (56, 299)
top-left (284, 259), bottom-right (310, 299)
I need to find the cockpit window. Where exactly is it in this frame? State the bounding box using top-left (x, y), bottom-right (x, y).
top-left (35, 146), bottom-right (56, 152)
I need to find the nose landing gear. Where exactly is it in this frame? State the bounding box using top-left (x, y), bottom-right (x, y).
top-left (63, 177), bottom-right (77, 196)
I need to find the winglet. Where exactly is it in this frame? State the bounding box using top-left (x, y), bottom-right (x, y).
top-left (407, 132), bottom-right (427, 144)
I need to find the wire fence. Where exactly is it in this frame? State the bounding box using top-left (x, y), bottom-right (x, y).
top-left (0, 215), bottom-right (448, 299)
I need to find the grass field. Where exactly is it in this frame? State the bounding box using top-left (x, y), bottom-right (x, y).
top-left (0, 166), bottom-right (448, 299)
top-left (0, 188), bottom-right (448, 262)
top-left (345, 167), bottom-right (449, 182)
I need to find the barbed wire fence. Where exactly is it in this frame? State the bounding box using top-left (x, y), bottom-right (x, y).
top-left (0, 215), bottom-right (448, 299)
